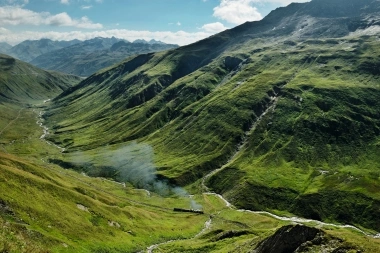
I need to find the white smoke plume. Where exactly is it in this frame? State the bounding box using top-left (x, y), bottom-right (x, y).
top-left (67, 141), bottom-right (202, 209)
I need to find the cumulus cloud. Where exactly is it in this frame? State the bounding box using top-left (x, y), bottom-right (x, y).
top-left (213, 0), bottom-right (263, 25)
top-left (213, 0), bottom-right (311, 25)
top-left (201, 22), bottom-right (228, 33)
top-left (0, 6), bottom-right (102, 29)
top-left (60, 0), bottom-right (69, 4)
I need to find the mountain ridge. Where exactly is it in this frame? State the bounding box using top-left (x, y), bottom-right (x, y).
top-left (0, 53), bottom-right (81, 103)
top-left (6, 38), bottom-right (80, 62)
top-left (31, 39), bottom-right (179, 77)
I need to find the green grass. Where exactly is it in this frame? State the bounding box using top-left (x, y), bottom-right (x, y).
top-left (43, 35), bottom-right (380, 232)
top-left (0, 54), bottom-right (80, 104)
top-left (1, 106), bottom-right (378, 251)
top-left (3, 6), bottom-right (380, 250)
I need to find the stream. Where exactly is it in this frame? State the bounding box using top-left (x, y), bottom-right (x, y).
top-left (36, 100), bottom-right (65, 153)
top-left (199, 84), bottom-right (380, 239)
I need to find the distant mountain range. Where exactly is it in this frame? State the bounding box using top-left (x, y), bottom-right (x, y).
top-left (1, 37), bottom-right (178, 77)
top-left (30, 38), bottom-right (179, 77)
top-left (6, 39), bottom-right (80, 62)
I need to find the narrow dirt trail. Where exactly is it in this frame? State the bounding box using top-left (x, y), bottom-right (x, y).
top-left (0, 108), bottom-right (23, 137)
top-left (145, 215), bottom-right (213, 253)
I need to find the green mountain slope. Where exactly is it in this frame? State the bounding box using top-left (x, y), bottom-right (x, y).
top-left (30, 39), bottom-right (178, 77)
top-left (0, 54), bottom-right (81, 103)
top-left (2, 88), bottom-right (376, 253)
top-left (3, 151), bottom-right (378, 253)
top-left (45, 0), bottom-right (380, 233)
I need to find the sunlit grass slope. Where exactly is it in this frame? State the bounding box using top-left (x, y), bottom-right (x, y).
top-left (45, 0), bottom-right (380, 233)
top-left (0, 54), bottom-right (80, 103)
top-left (2, 152), bottom-right (379, 252)
top-left (0, 152), bottom-right (210, 252)
top-left (46, 35), bottom-right (380, 232)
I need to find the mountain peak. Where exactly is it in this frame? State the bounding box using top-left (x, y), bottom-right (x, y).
top-left (133, 39), bottom-right (149, 44)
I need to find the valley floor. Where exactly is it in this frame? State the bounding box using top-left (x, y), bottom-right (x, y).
top-left (1, 101), bottom-right (380, 252)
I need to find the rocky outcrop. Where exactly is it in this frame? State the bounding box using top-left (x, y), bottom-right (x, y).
top-left (253, 225), bottom-right (323, 253)
top-left (253, 225), bottom-right (359, 253)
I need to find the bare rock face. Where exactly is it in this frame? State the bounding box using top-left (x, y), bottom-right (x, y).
top-left (252, 225), bottom-right (360, 253)
top-left (253, 225), bottom-right (323, 253)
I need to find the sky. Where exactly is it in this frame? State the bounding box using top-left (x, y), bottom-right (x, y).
top-left (0, 0), bottom-right (310, 46)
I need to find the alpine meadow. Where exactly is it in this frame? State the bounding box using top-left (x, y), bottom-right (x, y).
top-left (1, 0), bottom-right (380, 252)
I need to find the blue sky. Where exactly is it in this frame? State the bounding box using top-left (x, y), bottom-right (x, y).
top-left (0, 0), bottom-right (310, 45)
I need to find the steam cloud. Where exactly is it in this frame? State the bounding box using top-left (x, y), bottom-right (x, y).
top-left (68, 141), bottom-right (202, 209)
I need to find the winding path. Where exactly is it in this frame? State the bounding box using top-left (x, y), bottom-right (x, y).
top-left (0, 108), bottom-right (23, 137)
top-left (146, 215), bottom-right (213, 253)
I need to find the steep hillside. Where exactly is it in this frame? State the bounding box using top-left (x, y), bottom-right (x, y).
top-left (31, 40), bottom-right (178, 77)
top-left (0, 54), bottom-right (81, 103)
top-left (2, 76), bottom-right (376, 253)
top-left (7, 39), bottom-right (80, 62)
top-left (45, 0), bottom-right (380, 233)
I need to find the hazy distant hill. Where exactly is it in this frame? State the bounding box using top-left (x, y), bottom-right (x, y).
top-left (31, 38), bottom-right (178, 77)
top-left (0, 42), bottom-right (12, 54)
top-left (7, 39), bottom-right (80, 62)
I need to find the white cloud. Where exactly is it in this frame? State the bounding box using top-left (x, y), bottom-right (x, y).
top-left (1, 0), bottom-right (28, 5)
top-left (0, 29), bottom-right (217, 46)
top-left (177, 21), bottom-right (181, 26)
top-left (258, 0), bottom-right (310, 5)
top-left (212, 0), bottom-right (311, 25)
top-left (201, 22), bottom-right (228, 33)
top-left (60, 0), bottom-right (69, 4)
top-left (0, 6), bottom-right (102, 29)
top-left (213, 0), bottom-right (263, 25)
top-left (0, 27), bottom-right (9, 33)
top-left (81, 5), bottom-right (93, 10)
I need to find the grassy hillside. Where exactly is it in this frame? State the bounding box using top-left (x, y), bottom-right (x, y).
top-left (0, 54), bottom-right (81, 103)
top-left (2, 0), bottom-right (380, 251)
top-left (45, 29), bottom-right (380, 235)
top-left (1, 150), bottom-right (379, 252)
top-left (1, 103), bottom-right (379, 252)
